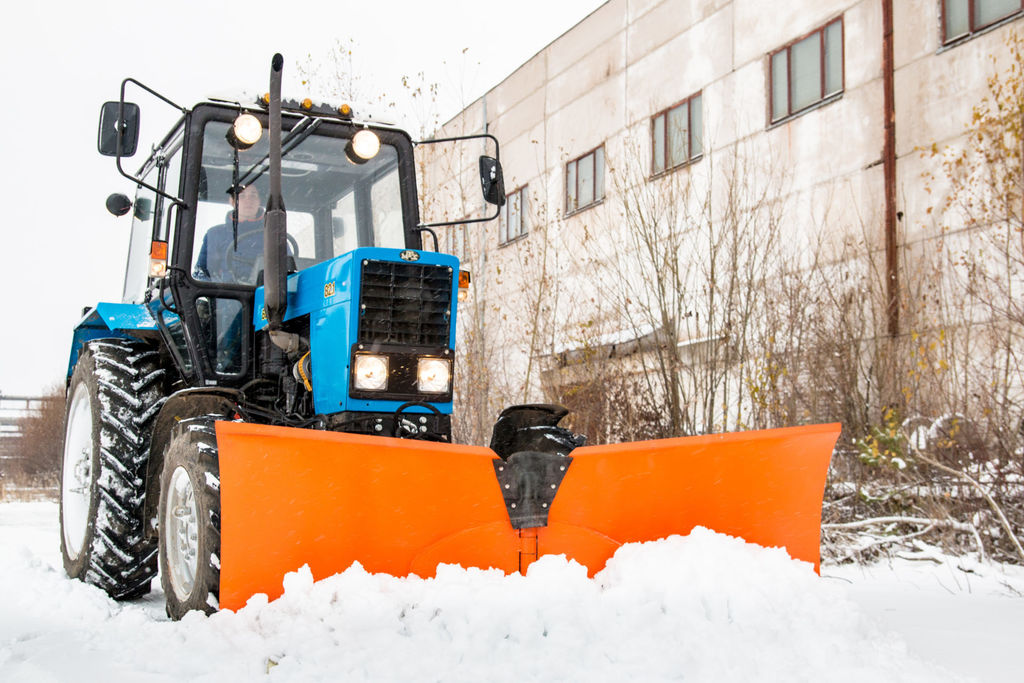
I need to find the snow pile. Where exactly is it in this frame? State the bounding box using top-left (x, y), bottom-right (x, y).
top-left (1, 503), bottom-right (963, 682)
top-left (234, 530), bottom-right (946, 682)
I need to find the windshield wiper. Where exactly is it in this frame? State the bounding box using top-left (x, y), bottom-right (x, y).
top-left (228, 116), bottom-right (322, 193)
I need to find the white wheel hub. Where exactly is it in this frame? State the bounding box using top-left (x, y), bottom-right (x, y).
top-left (166, 466), bottom-right (200, 600)
top-left (61, 382), bottom-right (94, 560)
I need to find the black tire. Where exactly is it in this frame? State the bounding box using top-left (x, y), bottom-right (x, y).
top-left (59, 339), bottom-right (166, 599)
top-left (158, 416), bottom-right (221, 619)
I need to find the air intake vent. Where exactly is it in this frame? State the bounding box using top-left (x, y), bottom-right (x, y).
top-left (358, 260), bottom-right (453, 347)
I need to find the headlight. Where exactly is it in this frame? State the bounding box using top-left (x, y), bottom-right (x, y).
top-left (227, 113), bottom-right (262, 150)
top-left (417, 358), bottom-right (451, 393)
top-left (353, 354), bottom-right (388, 391)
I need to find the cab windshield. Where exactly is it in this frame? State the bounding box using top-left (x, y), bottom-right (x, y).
top-left (192, 117), bottom-right (406, 285)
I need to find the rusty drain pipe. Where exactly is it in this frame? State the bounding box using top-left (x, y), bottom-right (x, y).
top-left (882, 0), bottom-right (899, 338)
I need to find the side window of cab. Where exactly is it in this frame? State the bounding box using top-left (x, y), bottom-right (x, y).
top-left (121, 141), bottom-right (183, 304)
top-left (122, 174), bottom-right (157, 304)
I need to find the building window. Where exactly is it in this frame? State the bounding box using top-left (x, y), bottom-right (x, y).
top-left (652, 92), bottom-right (703, 175)
top-left (943, 0), bottom-right (1023, 43)
top-left (769, 17), bottom-right (844, 123)
top-left (501, 186), bottom-right (528, 244)
top-left (566, 146), bottom-right (605, 215)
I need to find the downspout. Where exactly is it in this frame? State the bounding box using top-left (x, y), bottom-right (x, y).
top-left (882, 0), bottom-right (899, 337)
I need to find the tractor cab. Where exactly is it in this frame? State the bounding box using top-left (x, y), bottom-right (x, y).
top-left (97, 88), bottom-right (502, 393)
top-left (189, 103), bottom-right (416, 287)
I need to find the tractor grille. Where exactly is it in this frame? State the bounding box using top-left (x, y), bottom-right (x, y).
top-left (357, 260), bottom-right (453, 347)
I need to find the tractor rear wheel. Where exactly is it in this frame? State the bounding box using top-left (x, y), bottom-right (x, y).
top-left (59, 339), bottom-right (166, 599)
top-left (159, 416), bottom-right (222, 619)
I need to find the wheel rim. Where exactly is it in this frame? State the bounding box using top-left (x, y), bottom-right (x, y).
top-left (61, 382), bottom-right (93, 560)
top-left (166, 466), bottom-right (200, 601)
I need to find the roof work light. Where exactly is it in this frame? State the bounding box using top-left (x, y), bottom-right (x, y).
top-left (226, 113), bottom-right (263, 150)
top-left (346, 129), bottom-right (380, 164)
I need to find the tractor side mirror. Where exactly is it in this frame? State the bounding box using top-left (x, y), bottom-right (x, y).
top-left (105, 193), bottom-right (132, 217)
top-left (479, 156), bottom-right (506, 207)
top-left (134, 196), bottom-right (153, 221)
top-left (97, 101), bottom-right (140, 157)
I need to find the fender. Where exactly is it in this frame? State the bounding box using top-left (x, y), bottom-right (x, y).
top-left (142, 387), bottom-right (240, 539)
top-left (66, 303), bottom-right (159, 381)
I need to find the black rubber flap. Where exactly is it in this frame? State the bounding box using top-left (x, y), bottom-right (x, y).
top-left (493, 450), bottom-right (573, 529)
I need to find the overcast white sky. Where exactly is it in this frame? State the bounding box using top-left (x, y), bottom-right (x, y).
top-left (0, 0), bottom-right (606, 396)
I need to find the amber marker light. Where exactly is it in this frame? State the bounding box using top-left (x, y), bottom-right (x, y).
top-left (457, 270), bottom-right (471, 302)
top-left (149, 241), bottom-right (168, 277)
top-left (301, 98), bottom-right (313, 110)
top-left (339, 103), bottom-right (352, 116)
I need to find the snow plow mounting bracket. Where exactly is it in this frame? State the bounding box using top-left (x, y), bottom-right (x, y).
top-left (492, 451), bottom-right (573, 529)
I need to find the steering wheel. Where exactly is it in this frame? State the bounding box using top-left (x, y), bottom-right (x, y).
top-left (221, 228), bottom-right (300, 285)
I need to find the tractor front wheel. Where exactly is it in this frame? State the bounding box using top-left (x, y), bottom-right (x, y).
top-left (59, 340), bottom-right (164, 599)
top-left (158, 417), bottom-right (222, 619)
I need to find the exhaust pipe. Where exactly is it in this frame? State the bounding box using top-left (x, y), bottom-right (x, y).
top-left (264, 53), bottom-right (298, 353)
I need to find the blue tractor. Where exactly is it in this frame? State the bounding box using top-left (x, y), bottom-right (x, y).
top-left (59, 55), bottom-right (579, 618)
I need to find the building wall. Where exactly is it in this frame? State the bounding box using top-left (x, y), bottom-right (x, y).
top-left (425, 0), bottom-right (1023, 408)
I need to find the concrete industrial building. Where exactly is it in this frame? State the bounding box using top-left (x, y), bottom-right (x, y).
top-left (424, 0), bottom-right (1023, 435)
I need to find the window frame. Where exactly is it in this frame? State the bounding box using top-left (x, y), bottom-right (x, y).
top-left (941, 0), bottom-right (1023, 45)
top-left (768, 16), bottom-right (845, 125)
top-left (651, 92), bottom-right (703, 177)
top-left (500, 184), bottom-right (529, 246)
top-left (565, 145), bottom-right (606, 216)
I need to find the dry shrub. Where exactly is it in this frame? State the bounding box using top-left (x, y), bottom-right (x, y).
top-left (1, 384), bottom-right (65, 499)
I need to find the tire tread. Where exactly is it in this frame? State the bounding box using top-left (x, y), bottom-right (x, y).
top-left (60, 338), bottom-right (165, 600)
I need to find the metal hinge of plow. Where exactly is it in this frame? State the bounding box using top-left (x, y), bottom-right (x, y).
top-left (492, 451), bottom-right (573, 529)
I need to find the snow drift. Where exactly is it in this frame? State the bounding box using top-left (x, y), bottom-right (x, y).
top-left (1, 503), bottom-right (960, 682)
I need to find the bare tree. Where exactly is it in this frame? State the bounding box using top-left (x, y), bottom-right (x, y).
top-left (554, 134), bottom-right (789, 440)
top-left (925, 30), bottom-right (1024, 453)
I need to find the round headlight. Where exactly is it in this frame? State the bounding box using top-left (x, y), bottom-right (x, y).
top-left (353, 354), bottom-right (388, 391)
top-left (351, 129), bottom-right (380, 161)
top-left (231, 113), bottom-right (263, 149)
top-left (417, 358), bottom-right (451, 394)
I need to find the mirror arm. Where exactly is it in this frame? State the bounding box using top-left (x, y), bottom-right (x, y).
top-left (121, 77), bottom-right (185, 113)
top-left (415, 132), bottom-right (500, 163)
top-left (417, 205), bottom-right (500, 230)
top-left (113, 153), bottom-right (188, 210)
top-left (113, 78), bottom-right (189, 209)
top-left (415, 132), bottom-right (502, 229)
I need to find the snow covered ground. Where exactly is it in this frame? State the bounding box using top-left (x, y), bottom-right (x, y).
top-left (1, 501), bottom-right (1021, 682)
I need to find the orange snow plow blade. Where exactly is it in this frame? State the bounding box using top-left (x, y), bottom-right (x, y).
top-left (215, 421), bottom-right (840, 611)
top-left (539, 423), bottom-right (841, 575)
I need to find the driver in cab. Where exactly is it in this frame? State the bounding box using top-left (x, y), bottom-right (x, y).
top-left (194, 184), bottom-right (267, 285)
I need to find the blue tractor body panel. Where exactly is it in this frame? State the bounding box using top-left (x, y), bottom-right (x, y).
top-left (253, 247), bottom-right (460, 416)
top-left (66, 303), bottom-right (159, 379)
